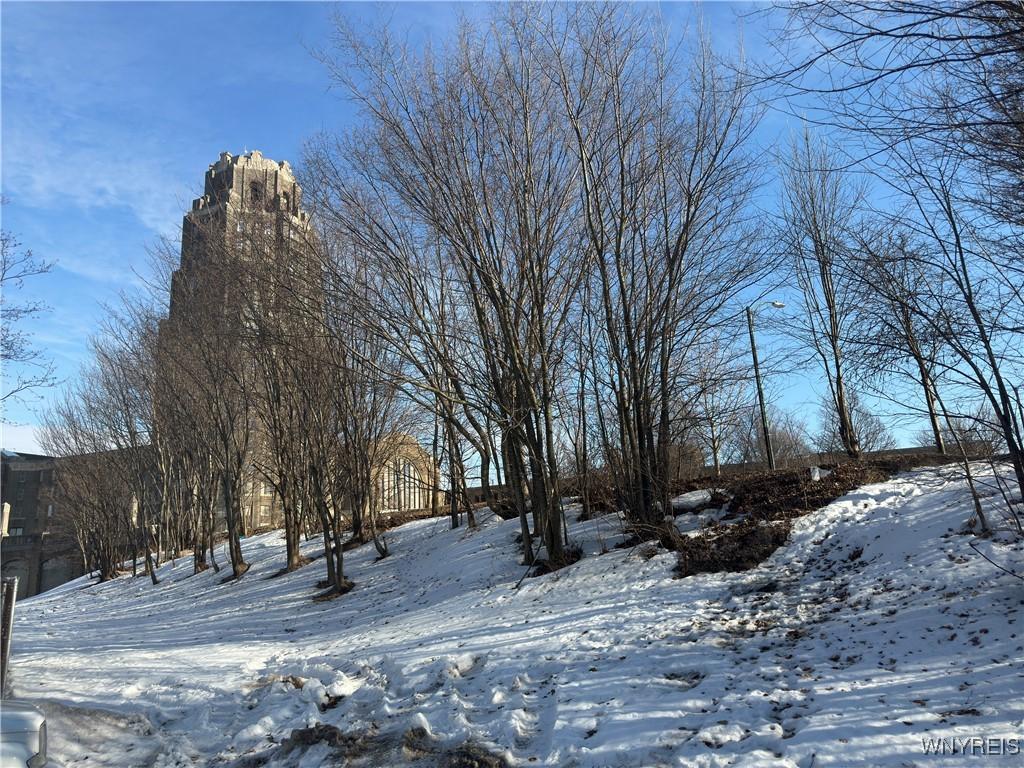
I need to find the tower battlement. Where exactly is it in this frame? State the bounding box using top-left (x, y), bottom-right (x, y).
top-left (189, 149), bottom-right (306, 222)
top-left (211, 149), bottom-right (292, 174)
top-left (167, 151), bottom-right (311, 323)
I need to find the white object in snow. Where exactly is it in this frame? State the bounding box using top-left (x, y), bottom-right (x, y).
top-left (0, 700), bottom-right (47, 767)
top-left (671, 489), bottom-right (713, 510)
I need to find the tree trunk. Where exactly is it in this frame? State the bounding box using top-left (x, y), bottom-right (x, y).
top-left (503, 429), bottom-right (533, 563)
top-left (222, 470), bottom-right (248, 579)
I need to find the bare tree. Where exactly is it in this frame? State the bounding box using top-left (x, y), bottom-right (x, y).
top-left (323, 249), bottom-right (414, 560)
top-left (725, 404), bottom-right (812, 469)
top-left (780, 130), bottom-right (862, 459)
top-left (312, 5), bottom-right (595, 566)
top-left (548, 5), bottom-right (769, 532)
top-left (771, 2), bottom-right (1024, 226)
top-left (234, 206), bottom-right (319, 573)
top-left (40, 381), bottom-right (133, 583)
top-left (290, 318), bottom-right (354, 596)
top-left (772, 1), bottom-right (1024, 513)
top-left (153, 317), bottom-right (222, 575)
top-left (1, 219), bottom-right (55, 410)
top-left (90, 301), bottom-right (164, 584)
top-left (157, 221), bottom-right (254, 580)
top-left (815, 390), bottom-right (895, 456)
top-left (692, 340), bottom-right (750, 477)
top-left (845, 224), bottom-right (948, 455)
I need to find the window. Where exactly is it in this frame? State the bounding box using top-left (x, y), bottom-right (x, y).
top-left (259, 504), bottom-right (271, 522)
top-left (8, 528), bottom-right (23, 537)
top-left (404, 462), bottom-right (413, 509)
top-left (46, 504), bottom-right (54, 518)
top-left (394, 463), bottom-right (403, 510)
top-left (262, 481), bottom-right (274, 496)
top-left (250, 181), bottom-right (264, 206)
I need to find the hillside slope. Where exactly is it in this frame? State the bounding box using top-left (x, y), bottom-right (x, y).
top-left (9, 464), bottom-right (1024, 767)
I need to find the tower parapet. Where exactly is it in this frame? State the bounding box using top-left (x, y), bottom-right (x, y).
top-left (167, 150), bottom-right (311, 322)
top-left (188, 150), bottom-right (309, 225)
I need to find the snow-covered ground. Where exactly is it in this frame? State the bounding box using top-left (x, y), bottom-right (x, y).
top-left (9, 464), bottom-right (1024, 767)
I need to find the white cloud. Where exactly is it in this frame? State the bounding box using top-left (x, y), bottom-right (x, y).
top-left (2, 122), bottom-right (194, 239)
top-left (1, 4), bottom-right (199, 238)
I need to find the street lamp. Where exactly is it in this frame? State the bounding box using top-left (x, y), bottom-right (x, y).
top-left (746, 301), bottom-right (785, 471)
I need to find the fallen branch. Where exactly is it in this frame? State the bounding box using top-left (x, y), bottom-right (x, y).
top-left (968, 540), bottom-right (1024, 582)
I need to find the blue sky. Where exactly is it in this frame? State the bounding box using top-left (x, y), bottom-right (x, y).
top-left (2, 1), bottom-right (357, 449)
top-left (2, 1), bottom-right (889, 455)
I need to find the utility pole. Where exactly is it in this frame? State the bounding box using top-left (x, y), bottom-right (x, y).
top-left (747, 302), bottom-right (783, 471)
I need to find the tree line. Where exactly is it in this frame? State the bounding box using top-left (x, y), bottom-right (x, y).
top-left (35, 3), bottom-right (1024, 589)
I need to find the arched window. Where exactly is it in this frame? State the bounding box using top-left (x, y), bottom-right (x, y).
top-left (402, 462), bottom-right (409, 510)
top-left (249, 181), bottom-right (264, 207)
top-left (2, 558), bottom-right (31, 598)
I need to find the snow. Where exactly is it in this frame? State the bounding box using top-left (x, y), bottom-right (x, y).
top-left (8, 464), bottom-right (1024, 767)
top-left (670, 489), bottom-right (732, 535)
top-left (671, 489), bottom-right (714, 510)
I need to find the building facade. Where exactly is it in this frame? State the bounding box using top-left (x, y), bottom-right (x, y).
top-left (376, 435), bottom-right (437, 515)
top-left (0, 452), bottom-right (84, 598)
top-left (166, 151), bottom-right (438, 530)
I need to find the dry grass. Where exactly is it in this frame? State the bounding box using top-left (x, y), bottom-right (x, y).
top-left (671, 453), bottom-right (958, 578)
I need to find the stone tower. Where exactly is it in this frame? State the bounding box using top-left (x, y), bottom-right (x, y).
top-left (158, 150), bottom-right (315, 533)
top-left (155, 151), bottom-right (437, 535)
top-left (168, 150), bottom-right (311, 320)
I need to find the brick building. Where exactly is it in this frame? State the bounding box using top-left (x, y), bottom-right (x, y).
top-left (0, 451), bottom-right (84, 598)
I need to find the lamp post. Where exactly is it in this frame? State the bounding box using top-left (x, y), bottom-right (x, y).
top-left (746, 301), bottom-right (785, 471)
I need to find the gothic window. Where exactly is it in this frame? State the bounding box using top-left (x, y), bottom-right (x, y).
top-left (249, 181), bottom-right (264, 207)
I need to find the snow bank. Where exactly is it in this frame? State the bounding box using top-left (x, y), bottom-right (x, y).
top-left (9, 464), bottom-right (1023, 767)
top-left (671, 489), bottom-right (714, 510)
